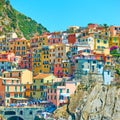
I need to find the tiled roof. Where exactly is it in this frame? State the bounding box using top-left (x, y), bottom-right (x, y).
top-left (34, 73), bottom-right (52, 79)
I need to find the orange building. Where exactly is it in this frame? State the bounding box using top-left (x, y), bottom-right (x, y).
top-left (7, 38), bottom-right (29, 56)
top-left (1, 69), bottom-right (32, 106)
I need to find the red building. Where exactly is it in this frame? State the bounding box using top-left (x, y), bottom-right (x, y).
top-left (68, 34), bottom-right (76, 44)
top-left (54, 64), bottom-right (63, 78)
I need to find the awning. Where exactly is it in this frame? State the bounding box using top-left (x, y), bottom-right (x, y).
top-left (11, 98), bottom-right (28, 100)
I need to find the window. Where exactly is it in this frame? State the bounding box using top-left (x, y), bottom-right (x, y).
top-left (107, 56), bottom-right (110, 60)
top-left (93, 61), bottom-right (96, 64)
top-left (82, 65), bottom-right (84, 68)
top-left (7, 100), bottom-right (9, 103)
top-left (3, 80), bottom-right (6, 84)
top-left (20, 86), bottom-right (22, 92)
top-left (54, 89), bottom-right (56, 93)
top-left (60, 89), bottom-right (62, 93)
top-left (30, 86), bottom-right (32, 90)
top-left (19, 93), bottom-right (22, 97)
top-left (15, 86), bottom-right (17, 91)
top-left (41, 79), bottom-right (43, 83)
top-left (76, 60), bottom-right (78, 63)
top-left (29, 111), bottom-right (32, 115)
top-left (98, 65), bottom-right (101, 69)
top-left (97, 40), bottom-right (100, 43)
top-left (20, 111), bottom-right (23, 115)
top-left (10, 72), bottom-right (12, 77)
top-left (7, 86), bottom-right (9, 92)
top-left (104, 40), bottom-right (107, 44)
top-left (67, 89), bottom-right (69, 93)
top-left (59, 95), bottom-right (63, 100)
top-left (54, 95), bottom-right (56, 100)
top-left (12, 80), bottom-right (14, 84)
top-left (33, 80), bottom-right (35, 83)
top-left (97, 46), bottom-right (100, 49)
top-left (19, 72), bottom-right (21, 77)
top-left (6, 93), bottom-right (10, 97)
top-left (115, 27), bottom-right (117, 30)
top-left (33, 86), bottom-right (36, 91)
top-left (51, 96), bottom-right (52, 100)
top-left (14, 93), bottom-right (18, 98)
top-left (114, 37), bottom-right (117, 42)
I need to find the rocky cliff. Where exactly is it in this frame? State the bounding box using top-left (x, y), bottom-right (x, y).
top-left (75, 83), bottom-right (120, 120)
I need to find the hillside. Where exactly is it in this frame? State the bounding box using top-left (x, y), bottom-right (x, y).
top-left (0, 0), bottom-right (49, 39)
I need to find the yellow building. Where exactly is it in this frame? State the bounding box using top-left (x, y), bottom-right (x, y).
top-left (32, 73), bottom-right (55, 99)
top-left (30, 33), bottom-right (48, 48)
top-left (49, 44), bottom-right (67, 73)
top-left (7, 38), bottom-right (29, 56)
top-left (32, 48), bottom-right (41, 75)
top-left (62, 60), bottom-right (71, 77)
top-left (0, 35), bottom-right (6, 51)
top-left (38, 33), bottom-right (48, 47)
top-left (109, 36), bottom-right (120, 47)
top-left (94, 38), bottom-right (110, 54)
top-left (32, 45), bottom-right (50, 75)
top-left (41, 46), bottom-right (50, 73)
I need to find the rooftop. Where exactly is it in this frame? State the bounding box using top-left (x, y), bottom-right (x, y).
top-left (34, 73), bottom-right (53, 79)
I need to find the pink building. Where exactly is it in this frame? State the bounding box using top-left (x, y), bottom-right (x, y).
top-left (110, 26), bottom-right (120, 36)
top-left (19, 51), bottom-right (32, 71)
top-left (48, 32), bottom-right (62, 45)
top-left (47, 78), bottom-right (79, 107)
top-left (0, 52), bottom-right (15, 62)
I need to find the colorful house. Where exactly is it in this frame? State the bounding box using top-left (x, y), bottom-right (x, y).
top-left (109, 36), bottom-right (120, 47)
top-left (19, 51), bottom-right (32, 71)
top-left (41, 46), bottom-right (50, 73)
top-left (0, 60), bottom-right (14, 76)
top-left (47, 78), bottom-right (79, 107)
top-left (30, 33), bottom-right (49, 48)
top-left (32, 48), bottom-right (41, 75)
top-left (32, 73), bottom-right (55, 100)
top-left (1, 69), bottom-right (32, 106)
top-left (62, 59), bottom-right (71, 77)
top-left (48, 32), bottom-right (62, 45)
top-left (68, 33), bottom-right (76, 44)
top-left (110, 26), bottom-right (120, 36)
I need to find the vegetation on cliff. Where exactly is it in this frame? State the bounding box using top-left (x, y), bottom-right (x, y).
top-left (0, 0), bottom-right (49, 39)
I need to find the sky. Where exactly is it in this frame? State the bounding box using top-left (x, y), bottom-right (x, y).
top-left (10, 0), bottom-right (120, 32)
